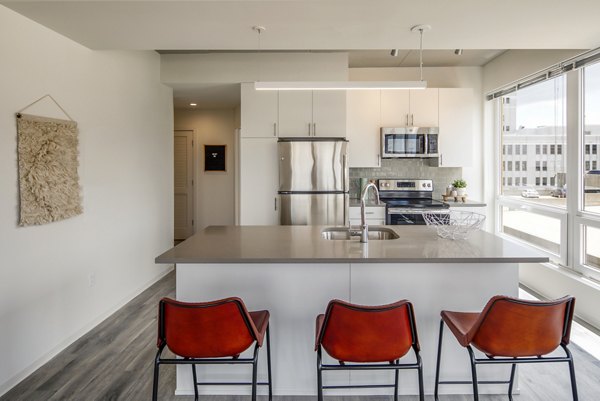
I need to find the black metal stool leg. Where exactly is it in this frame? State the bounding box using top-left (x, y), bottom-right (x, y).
top-left (191, 362), bottom-right (199, 401)
top-left (251, 345), bottom-right (259, 401)
top-left (417, 353), bottom-right (425, 401)
top-left (394, 361), bottom-right (399, 401)
top-left (434, 319), bottom-right (444, 401)
top-left (152, 356), bottom-right (160, 401)
top-left (564, 345), bottom-right (579, 401)
top-left (508, 363), bottom-right (516, 401)
top-left (266, 325), bottom-right (273, 401)
top-left (467, 347), bottom-right (479, 401)
top-left (317, 347), bottom-right (323, 401)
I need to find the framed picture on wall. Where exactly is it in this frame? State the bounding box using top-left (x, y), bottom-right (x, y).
top-left (204, 145), bottom-right (226, 171)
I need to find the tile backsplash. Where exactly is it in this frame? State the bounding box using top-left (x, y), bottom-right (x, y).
top-left (350, 159), bottom-right (462, 199)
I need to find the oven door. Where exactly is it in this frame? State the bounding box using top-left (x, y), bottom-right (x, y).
top-left (387, 208), bottom-right (449, 225)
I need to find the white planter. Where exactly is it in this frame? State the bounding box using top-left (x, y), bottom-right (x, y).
top-left (456, 188), bottom-right (466, 197)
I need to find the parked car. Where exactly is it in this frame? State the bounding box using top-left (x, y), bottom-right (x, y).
top-left (521, 188), bottom-right (540, 198)
top-left (551, 186), bottom-right (567, 198)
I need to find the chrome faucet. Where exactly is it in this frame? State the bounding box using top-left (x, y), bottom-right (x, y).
top-left (360, 182), bottom-right (380, 243)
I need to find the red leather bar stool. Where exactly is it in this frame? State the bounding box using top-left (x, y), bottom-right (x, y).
top-left (152, 297), bottom-right (272, 401)
top-left (315, 299), bottom-right (424, 401)
top-left (434, 295), bottom-right (578, 401)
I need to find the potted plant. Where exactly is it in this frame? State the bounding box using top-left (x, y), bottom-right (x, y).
top-left (452, 179), bottom-right (467, 197)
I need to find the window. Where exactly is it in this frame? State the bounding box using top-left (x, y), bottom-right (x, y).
top-left (508, 145), bottom-right (513, 155)
top-left (503, 145), bottom-right (507, 155)
top-left (516, 145), bottom-right (521, 155)
top-left (594, 161), bottom-right (598, 170)
top-left (498, 75), bottom-right (567, 266)
top-left (584, 226), bottom-right (600, 271)
top-left (583, 62), bottom-right (600, 216)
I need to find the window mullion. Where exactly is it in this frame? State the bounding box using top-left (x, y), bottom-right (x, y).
top-left (566, 70), bottom-right (582, 271)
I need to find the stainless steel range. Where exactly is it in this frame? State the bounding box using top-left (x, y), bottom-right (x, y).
top-left (378, 179), bottom-right (449, 225)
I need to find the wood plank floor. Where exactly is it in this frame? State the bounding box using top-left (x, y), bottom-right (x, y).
top-left (2, 271), bottom-right (599, 401)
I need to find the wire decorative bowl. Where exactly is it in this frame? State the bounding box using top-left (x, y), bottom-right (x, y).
top-left (422, 210), bottom-right (486, 240)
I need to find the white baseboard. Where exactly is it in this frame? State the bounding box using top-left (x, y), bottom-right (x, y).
top-left (0, 265), bottom-right (174, 397)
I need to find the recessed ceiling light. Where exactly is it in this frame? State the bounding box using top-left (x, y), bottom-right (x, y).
top-left (190, 103), bottom-right (197, 106)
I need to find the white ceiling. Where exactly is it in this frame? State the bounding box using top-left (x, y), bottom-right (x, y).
top-left (2, 1), bottom-right (600, 51)
top-left (6, 1), bottom-right (595, 109)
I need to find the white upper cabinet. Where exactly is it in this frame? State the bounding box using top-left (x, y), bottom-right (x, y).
top-left (409, 88), bottom-right (439, 126)
top-left (380, 90), bottom-right (410, 127)
top-left (312, 91), bottom-right (346, 137)
top-left (346, 90), bottom-right (381, 168)
top-left (279, 90), bottom-right (346, 137)
top-left (241, 83), bottom-right (279, 138)
top-left (278, 91), bottom-right (313, 137)
top-left (380, 89), bottom-right (438, 127)
top-left (438, 88), bottom-right (475, 167)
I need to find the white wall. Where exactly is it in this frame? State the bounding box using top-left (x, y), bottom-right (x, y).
top-left (0, 6), bottom-right (173, 395)
top-left (161, 52), bottom-right (349, 84)
top-left (483, 49), bottom-right (583, 93)
top-left (350, 67), bottom-right (485, 205)
top-left (175, 109), bottom-right (236, 229)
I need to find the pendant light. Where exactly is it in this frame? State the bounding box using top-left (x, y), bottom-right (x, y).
top-left (254, 25), bottom-right (431, 91)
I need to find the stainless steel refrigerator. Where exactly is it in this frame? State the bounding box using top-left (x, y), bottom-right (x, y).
top-left (278, 138), bottom-right (349, 225)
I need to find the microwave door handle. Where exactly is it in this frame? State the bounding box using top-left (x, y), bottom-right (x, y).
top-left (424, 134), bottom-right (429, 155)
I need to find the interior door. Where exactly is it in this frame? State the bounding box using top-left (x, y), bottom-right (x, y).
top-left (174, 130), bottom-right (194, 240)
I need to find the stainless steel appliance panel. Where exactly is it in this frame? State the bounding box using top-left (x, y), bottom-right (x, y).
top-left (381, 127), bottom-right (439, 158)
top-left (278, 140), bottom-right (348, 192)
top-left (280, 193), bottom-right (348, 225)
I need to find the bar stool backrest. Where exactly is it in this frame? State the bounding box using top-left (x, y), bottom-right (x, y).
top-left (471, 295), bottom-right (575, 357)
top-left (318, 299), bottom-right (419, 363)
top-left (157, 297), bottom-right (259, 358)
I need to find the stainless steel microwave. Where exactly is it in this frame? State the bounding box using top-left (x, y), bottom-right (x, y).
top-left (381, 127), bottom-right (439, 158)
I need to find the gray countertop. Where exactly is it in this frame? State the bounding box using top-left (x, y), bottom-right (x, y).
top-left (443, 199), bottom-right (487, 207)
top-left (156, 225), bottom-right (547, 264)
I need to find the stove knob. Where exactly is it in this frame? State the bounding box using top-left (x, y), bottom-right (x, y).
top-left (427, 183), bottom-right (432, 188)
top-left (422, 183), bottom-right (426, 188)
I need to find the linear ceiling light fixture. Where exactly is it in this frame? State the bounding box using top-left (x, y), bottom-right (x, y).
top-left (254, 25), bottom-right (431, 91)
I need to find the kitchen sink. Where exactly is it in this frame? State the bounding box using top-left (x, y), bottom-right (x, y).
top-left (321, 227), bottom-right (399, 241)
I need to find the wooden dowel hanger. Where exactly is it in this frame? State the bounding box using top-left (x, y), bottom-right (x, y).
top-left (16, 94), bottom-right (74, 121)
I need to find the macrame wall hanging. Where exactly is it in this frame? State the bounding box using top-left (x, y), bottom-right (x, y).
top-left (16, 95), bottom-right (82, 226)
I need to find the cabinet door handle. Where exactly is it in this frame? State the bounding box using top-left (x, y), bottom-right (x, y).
top-left (405, 114), bottom-right (409, 126)
top-left (440, 153), bottom-right (443, 166)
top-left (274, 197), bottom-right (277, 211)
top-left (273, 122), bottom-right (277, 137)
top-left (313, 123), bottom-right (316, 136)
top-left (377, 154), bottom-right (381, 167)
top-left (411, 114), bottom-right (414, 126)
top-left (308, 123), bottom-right (311, 136)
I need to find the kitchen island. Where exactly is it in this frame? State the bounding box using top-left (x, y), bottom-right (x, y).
top-left (156, 225), bottom-right (548, 397)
